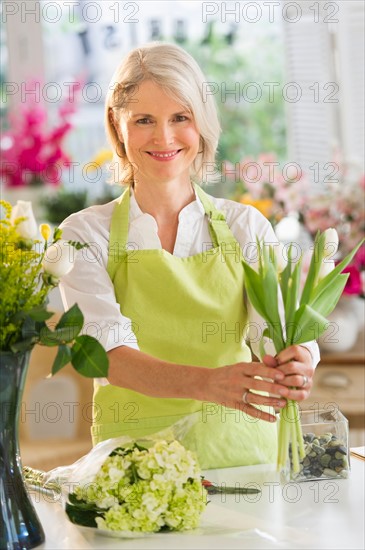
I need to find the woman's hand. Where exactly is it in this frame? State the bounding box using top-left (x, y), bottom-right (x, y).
top-left (203, 361), bottom-right (291, 423)
top-left (263, 345), bottom-right (315, 402)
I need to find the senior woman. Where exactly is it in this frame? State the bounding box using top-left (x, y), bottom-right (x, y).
top-left (59, 42), bottom-right (319, 468)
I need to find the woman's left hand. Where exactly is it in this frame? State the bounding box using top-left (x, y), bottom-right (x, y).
top-left (263, 345), bottom-right (314, 402)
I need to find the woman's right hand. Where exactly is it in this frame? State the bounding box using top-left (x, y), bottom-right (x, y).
top-left (203, 361), bottom-right (290, 422)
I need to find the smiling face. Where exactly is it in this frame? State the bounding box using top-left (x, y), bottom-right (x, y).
top-left (113, 80), bottom-right (201, 187)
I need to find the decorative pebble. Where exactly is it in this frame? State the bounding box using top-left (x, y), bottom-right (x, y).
top-left (289, 431), bottom-right (349, 481)
top-left (323, 468), bottom-right (338, 477)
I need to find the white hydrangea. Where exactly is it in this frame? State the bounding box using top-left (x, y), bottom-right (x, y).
top-left (70, 440), bottom-right (207, 533)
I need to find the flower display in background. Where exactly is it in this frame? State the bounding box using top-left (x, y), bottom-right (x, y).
top-left (65, 440), bottom-right (207, 533)
top-left (89, 148), bottom-right (113, 169)
top-left (302, 162), bottom-right (365, 297)
top-left (0, 81), bottom-right (80, 188)
top-left (223, 152), bottom-right (310, 226)
top-left (302, 169), bottom-right (365, 256)
top-left (0, 199), bottom-right (108, 377)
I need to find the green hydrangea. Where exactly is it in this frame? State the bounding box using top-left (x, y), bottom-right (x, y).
top-left (67, 440), bottom-right (207, 533)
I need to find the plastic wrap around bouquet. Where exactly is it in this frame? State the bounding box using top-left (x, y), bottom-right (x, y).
top-left (42, 410), bottom-right (276, 537)
top-left (44, 428), bottom-right (208, 537)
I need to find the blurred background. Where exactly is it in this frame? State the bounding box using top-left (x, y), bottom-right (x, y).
top-left (0, 1), bottom-right (364, 469)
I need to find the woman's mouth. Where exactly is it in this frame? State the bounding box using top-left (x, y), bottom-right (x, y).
top-left (146, 149), bottom-right (182, 161)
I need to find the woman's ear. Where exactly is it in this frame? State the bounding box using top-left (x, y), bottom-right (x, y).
top-left (109, 108), bottom-right (124, 143)
top-left (108, 107), bottom-right (114, 126)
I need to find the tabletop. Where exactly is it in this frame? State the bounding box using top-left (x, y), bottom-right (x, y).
top-left (30, 457), bottom-right (364, 550)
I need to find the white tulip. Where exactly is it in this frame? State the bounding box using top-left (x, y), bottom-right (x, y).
top-left (42, 240), bottom-right (74, 278)
top-left (276, 242), bottom-right (288, 273)
top-left (10, 200), bottom-right (38, 239)
top-left (323, 228), bottom-right (339, 258)
top-left (318, 259), bottom-right (335, 281)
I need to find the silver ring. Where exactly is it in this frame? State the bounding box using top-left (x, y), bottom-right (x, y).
top-left (301, 375), bottom-right (309, 388)
top-left (242, 390), bottom-right (250, 404)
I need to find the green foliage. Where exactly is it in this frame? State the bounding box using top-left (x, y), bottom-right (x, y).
top-left (0, 200), bottom-right (109, 378)
top-left (41, 188), bottom-right (88, 225)
top-left (183, 24), bottom-right (286, 164)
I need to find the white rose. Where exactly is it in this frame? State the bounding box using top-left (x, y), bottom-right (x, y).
top-left (42, 240), bottom-right (74, 278)
top-left (10, 200), bottom-right (38, 239)
top-left (323, 228), bottom-right (339, 258)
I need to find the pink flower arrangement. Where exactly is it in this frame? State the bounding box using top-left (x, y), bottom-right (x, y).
top-left (341, 247), bottom-right (365, 297)
top-left (0, 81), bottom-right (80, 188)
top-left (302, 166), bottom-right (365, 256)
top-left (223, 152), bottom-right (310, 225)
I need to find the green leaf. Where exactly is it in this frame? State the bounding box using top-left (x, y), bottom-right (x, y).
top-left (300, 231), bottom-right (324, 306)
top-left (285, 259), bottom-right (302, 345)
top-left (65, 502), bottom-right (100, 528)
top-left (39, 325), bottom-right (79, 346)
top-left (311, 239), bottom-right (364, 304)
top-left (261, 256), bottom-right (284, 351)
top-left (68, 493), bottom-right (102, 509)
top-left (242, 262), bottom-right (268, 319)
top-left (67, 240), bottom-right (89, 250)
top-left (53, 227), bottom-right (63, 242)
top-left (10, 337), bottom-right (37, 353)
top-left (292, 304), bottom-right (329, 344)
top-left (279, 251), bottom-right (292, 309)
top-left (52, 344), bottom-right (72, 375)
top-left (242, 250), bottom-right (285, 353)
top-left (56, 303), bottom-right (84, 337)
top-left (310, 273), bottom-right (348, 317)
top-left (21, 316), bottom-right (41, 341)
top-left (27, 306), bottom-right (54, 322)
top-left (71, 335), bottom-right (109, 378)
top-left (259, 327), bottom-right (271, 358)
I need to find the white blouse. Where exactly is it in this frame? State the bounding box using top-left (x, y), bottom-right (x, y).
top-left (59, 187), bottom-right (320, 379)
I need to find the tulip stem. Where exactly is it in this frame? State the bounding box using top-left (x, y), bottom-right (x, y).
top-left (277, 399), bottom-right (303, 476)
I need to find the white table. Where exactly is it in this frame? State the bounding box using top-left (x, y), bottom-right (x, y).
top-left (30, 458), bottom-right (364, 549)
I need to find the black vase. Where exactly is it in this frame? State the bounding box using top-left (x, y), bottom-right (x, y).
top-left (0, 351), bottom-right (45, 549)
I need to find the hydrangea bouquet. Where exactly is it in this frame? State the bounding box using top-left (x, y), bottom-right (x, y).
top-left (64, 440), bottom-right (207, 534)
top-left (241, 229), bottom-right (364, 476)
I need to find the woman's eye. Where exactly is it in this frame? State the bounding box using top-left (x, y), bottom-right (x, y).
top-left (136, 118), bottom-right (152, 125)
top-left (175, 115), bottom-right (188, 122)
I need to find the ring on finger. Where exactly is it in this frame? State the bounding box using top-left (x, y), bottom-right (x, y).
top-left (301, 375), bottom-right (309, 388)
top-left (242, 390), bottom-right (250, 404)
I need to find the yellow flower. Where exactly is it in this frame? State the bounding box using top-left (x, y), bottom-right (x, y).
top-left (88, 148), bottom-right (113, 170)
top-left (40, 223), bottom-right (51, 241)
top-left (239, 193), bottom-right (274, 219)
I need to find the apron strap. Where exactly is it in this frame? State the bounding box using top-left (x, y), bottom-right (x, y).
top-left (108, 184), bottom-right (238, 279)
top-left (194, 183), bottom-right (238, 248)
top-left (107, 187), bottom-right (130, 280)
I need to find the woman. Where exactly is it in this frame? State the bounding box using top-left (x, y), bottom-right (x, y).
top-left (60, 43), bottom-right (319, 468)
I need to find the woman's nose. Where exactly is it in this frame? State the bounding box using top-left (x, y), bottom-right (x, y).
top-left (152, 122), bottom-right (175, 145)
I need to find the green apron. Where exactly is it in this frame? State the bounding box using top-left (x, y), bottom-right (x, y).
top-left (92, 184), bottom-right (277, 468)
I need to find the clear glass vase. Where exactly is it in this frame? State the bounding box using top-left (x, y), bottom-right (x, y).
top-left (283, 408), bottom-right (350, 483)
top-left (0, 350), bottom-right (45, 549)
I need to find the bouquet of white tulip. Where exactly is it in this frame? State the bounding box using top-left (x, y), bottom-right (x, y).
top-left (241, 228), bottom-right (364, 475)
top-left (0, 199), bottom-right (108, 377)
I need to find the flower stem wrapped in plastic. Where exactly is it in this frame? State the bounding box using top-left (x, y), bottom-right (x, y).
top-left (241, 229), bottom-right (364, 475)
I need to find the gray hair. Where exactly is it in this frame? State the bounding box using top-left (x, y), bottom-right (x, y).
top-left (105, 42), bottom-right (221, 186)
